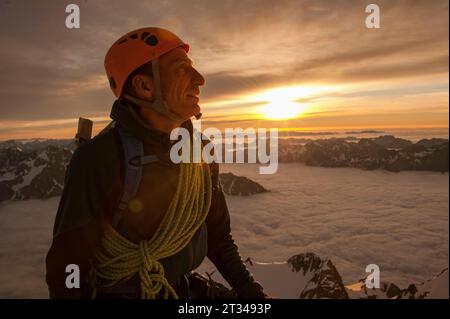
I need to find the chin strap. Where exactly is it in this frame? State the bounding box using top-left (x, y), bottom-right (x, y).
top-left (123, 59), bottom-right (202, 122)
top-left (123, 93), bottom-right (185, 123)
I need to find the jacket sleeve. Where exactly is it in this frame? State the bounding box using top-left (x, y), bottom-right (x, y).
top-left (46, 143), bottom-right (114, 298)
top-left (46, 219), bottom-right (101, 298)
top-left (206, 163), bottom-right (267, 299)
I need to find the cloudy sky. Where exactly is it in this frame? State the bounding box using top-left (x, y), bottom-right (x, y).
top-left (0, 0), bottom-right (448, 140)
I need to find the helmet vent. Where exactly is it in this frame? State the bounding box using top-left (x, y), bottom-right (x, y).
top-left (145, 35), bottom-right (158, 46)
top-left (118, 38), bottom-right (127, 45)
top-left (130, 33), bottom-right (138, 39)
top-left (141, 32), bottom-right (150, 40)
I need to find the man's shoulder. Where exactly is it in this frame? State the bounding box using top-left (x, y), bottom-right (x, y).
top-left (71, 128), bottom-right (120, 168)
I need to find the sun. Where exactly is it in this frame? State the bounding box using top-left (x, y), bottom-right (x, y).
top-left (261, 100), bottom-right (306, 120)
top-left (252, 86), bottom-right (321, 120)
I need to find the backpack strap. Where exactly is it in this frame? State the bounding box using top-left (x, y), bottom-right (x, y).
top-left (111, 125), bottom-right (159, 228)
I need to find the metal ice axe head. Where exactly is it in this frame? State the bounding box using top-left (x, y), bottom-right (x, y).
top-left (75, 117), bottom-right (93, 146)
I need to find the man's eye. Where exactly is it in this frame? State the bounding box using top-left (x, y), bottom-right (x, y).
top-left (179, 65), bottom-right (191, 73)
top-left (177, 62), bottom-right (193, 73)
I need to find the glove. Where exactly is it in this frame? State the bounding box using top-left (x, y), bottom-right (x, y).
top-left (235, 281), bottom-right (268, 299)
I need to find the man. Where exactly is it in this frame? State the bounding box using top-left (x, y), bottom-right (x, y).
top-left (45, 27), bottom-right (267, 299)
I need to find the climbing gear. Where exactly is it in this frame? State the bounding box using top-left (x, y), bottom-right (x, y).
top-left (123, 92), bottom-right (186, 123)
top-left (90, 125), bottom-right (213, 299)
top-left (104, 27), bottom-right (190, 122)
top-left (75, 117), bottom-right (93, 146)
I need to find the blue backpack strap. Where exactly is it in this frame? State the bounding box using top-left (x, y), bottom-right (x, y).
top-left (111, 126), bottom-right (159, 228)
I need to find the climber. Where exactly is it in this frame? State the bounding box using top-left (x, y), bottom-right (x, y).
top-left (45, 27), bottom-right (267, 299)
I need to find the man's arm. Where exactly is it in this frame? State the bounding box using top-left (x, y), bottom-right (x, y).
top-left (46, 218), bottom-right (101, 298)
top-left (206, 163), bottom-right (267, 299)
top-left (46, 140), bottom-right (119, 298)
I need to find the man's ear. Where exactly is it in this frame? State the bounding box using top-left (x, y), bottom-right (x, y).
top-left (131, 74), bottom-right (154, 100)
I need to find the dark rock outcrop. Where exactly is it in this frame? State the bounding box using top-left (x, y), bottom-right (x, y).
top-left (416, 138), bottom-right (448, 148)
top-left (288, 253), bottom-right (349, 299)
top-left (370, 135), bottom-right (413, 149)
top-left (219, 172), bottom-right (269, 196)
top-left (277, 136), bottom-right (448, 172)
top-left (0, 144), bottom-right (73, 202)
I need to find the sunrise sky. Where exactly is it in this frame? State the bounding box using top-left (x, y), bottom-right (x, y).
top-left (0, 0), bottom-right (448, 140)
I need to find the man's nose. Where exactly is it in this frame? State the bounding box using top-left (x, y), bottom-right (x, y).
top-left (192, 68), bottom-right (205, 86)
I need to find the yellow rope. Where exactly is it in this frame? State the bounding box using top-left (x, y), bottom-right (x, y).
top-left (92, 160), bottom-right (212, 299)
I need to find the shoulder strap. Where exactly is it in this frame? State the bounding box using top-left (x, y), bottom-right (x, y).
top-left (111, 125), bottom-right (159, 228)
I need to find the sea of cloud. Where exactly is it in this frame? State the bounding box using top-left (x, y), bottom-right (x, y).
top-left (0, 163), bottom-right (448, 298)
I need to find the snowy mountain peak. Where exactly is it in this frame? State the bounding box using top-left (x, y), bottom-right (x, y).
top-left (0, 144), bottom-right (73, 201)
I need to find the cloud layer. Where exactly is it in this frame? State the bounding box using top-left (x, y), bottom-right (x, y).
top-left (0, 0), bottom-right (448, 139)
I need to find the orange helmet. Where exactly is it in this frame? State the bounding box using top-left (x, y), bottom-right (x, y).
top-left (104, 27), bottom-right (189, 97)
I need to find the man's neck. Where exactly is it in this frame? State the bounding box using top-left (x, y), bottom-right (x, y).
top-left (135, 106), bottom-right (183, 134)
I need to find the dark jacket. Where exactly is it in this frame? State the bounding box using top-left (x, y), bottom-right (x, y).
top-left (45, 99), bottom-right (265, 298)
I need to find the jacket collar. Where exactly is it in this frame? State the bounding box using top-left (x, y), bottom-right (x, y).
top-left (110, 99), bottom-right (193, 151)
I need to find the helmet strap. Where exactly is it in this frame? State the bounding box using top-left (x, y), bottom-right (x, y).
top-left (151, 59), bottom-right (163, 101)
top-left (123, 58), bottom-right (186, 123)
top-left (123, 93), bottom-right (185, 123)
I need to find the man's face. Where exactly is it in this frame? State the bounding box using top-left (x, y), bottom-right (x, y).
top-left (158, 47), bottom-right (205, 120)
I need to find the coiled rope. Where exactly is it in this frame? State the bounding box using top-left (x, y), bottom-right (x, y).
top-left (92, 160), bottom-right (212, 299)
